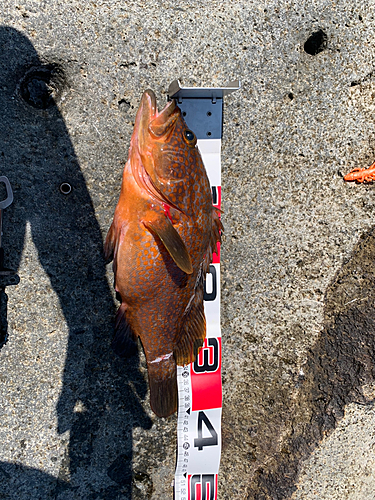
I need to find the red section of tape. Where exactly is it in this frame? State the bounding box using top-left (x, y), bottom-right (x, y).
top-left (191, 338), bottom-right (222, 411)
top-left (212, 186), bottom-right (221, 264)
top-left (188, 474), bottom-right (218, 500)
top-left (212, 243), bottom-right (220, 264)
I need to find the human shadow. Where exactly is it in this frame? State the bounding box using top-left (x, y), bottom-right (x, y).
top-left (0, 27), bottom-right (152, 499)
top-left (0, 461), bottom-right (68, 500)
top-left (244, 225), bottom-right (375, 499)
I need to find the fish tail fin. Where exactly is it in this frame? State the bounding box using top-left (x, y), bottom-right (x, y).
top-left (111, 303), bottom-right (138, 358)
top-left (147, 355), bottom-right (177, 417)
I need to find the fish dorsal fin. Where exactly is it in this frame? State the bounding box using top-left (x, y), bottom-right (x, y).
top-left (174, 276), bottom-right (206, 366)
top-left (203, 207), bottom-right (223, 275)
top-left (174, 207), bottom-right (222, 366)
top-left (143, 214), bottom-right (193, 274)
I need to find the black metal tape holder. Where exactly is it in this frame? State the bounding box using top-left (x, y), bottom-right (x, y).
top-left (167, 80), bottom-right (240, 140)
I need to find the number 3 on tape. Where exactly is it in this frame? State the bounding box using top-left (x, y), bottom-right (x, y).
top-left (169, 80), bottom-right (240, 500)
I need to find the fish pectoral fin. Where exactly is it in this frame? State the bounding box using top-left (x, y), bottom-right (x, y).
top-left (111, 303), bottom-right (138, 358)
top-left (174, 282), bottom-right (206, 366)
top-left (143, 215), bottom-right (193, 274)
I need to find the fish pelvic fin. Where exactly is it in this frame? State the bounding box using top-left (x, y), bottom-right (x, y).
top-left (143, 214), bottom-right (193, 274)
top-left (111, 303), bottom-right (138, 358)
top-left (104, 221), bottom-right (116, 263)
top-left (147, 354), bottom-right (177, 417)
top-left (174, 279), bottom-right (206, 366)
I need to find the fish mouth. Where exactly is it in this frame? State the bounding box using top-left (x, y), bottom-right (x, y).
top-left (132, 90), bottom-right (183, 212)
top-left (139, 89), bottom-right (178, 140)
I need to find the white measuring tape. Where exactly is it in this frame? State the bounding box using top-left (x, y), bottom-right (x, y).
top-left (169, 81), bottom-right (239, 500)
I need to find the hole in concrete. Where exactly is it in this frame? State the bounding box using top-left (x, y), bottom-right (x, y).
top-left (304, 29), bottom-right (328, 56)
top-left (206, 131), bottom-right (212, 137)
top-left (132, 470), bottom-right (153, 499)
top-left (119, 61), bottom-right (137, 68)
top-left (19, 64), bottom-right (65, 109)
top-left (59, 183), bottom-right (72, 195)
top-left (288, 92), bottom-right (294, 100)
top-left (118, 99), bottom-right (131, 112)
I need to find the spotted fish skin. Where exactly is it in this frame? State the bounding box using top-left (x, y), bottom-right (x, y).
top-left (105, 90), bottom-right (222, 417)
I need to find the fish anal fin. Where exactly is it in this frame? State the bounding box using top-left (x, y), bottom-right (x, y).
top-left (111, 303), bottom-right (138, 358)
top-left (174, 285), bottom-right (206, 366)
top-left (143, 214), bottom-right (193, 274)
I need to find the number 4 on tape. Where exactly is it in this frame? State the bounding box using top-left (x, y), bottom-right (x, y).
top-left (194, 412), bottom-right (218, 450)
top-left (169, 79), bottom-right (240, 500)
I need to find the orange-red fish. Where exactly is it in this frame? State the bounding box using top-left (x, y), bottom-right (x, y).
top-left (104, 90), bottom-right (222, 417)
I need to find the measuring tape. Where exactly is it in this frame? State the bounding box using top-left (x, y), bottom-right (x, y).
top-left (169, 80), bottom-right (240, 500)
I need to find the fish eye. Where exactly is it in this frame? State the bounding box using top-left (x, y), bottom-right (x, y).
top-left (183, 129), bottom-right (196, 146)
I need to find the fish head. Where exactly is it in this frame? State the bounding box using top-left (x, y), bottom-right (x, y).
top-left (130, 90), bottom-right (204, 212)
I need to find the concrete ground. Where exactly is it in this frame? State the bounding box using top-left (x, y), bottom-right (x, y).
top-left (1, 0), bottom-right (375, 498)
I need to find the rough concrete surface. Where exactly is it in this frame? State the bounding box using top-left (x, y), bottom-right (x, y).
top-left (1, 0), bottom-right (375, 499)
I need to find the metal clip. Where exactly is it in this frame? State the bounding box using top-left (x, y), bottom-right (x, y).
top-left (0, 176), bottom-right (13, 209)
top-left (0, 176), bottom-right (17, 280)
